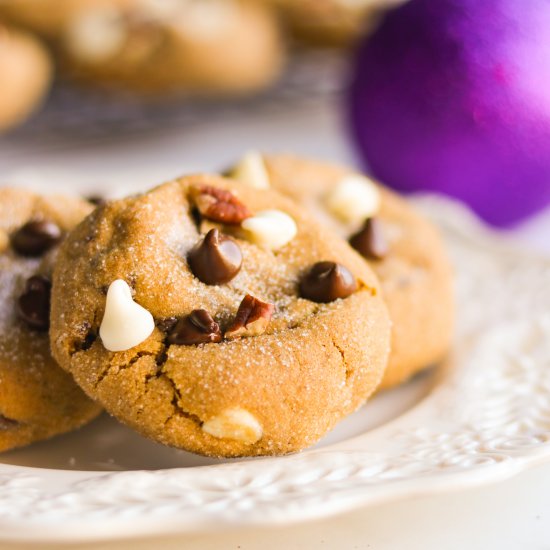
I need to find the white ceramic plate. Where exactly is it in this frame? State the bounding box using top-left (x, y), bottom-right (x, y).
top-left (1, 196), bottom-right (549, 543)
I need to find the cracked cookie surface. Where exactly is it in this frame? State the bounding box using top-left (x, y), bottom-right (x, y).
top-left (50, 175), bottom-right (391, 457)
top-left (0, 188), bottom-right (102, 453)
top-left (254, 154), bottom-right (454, 390)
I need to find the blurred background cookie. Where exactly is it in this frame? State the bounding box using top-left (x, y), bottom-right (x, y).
top-left (62, 0), bottom-right (284, 95)
top-left (0, 0), bottom-right (115, 39)
top-left (231, 153), bottom-right (454, 390)
top-left (269, 0), bottom-right (404, 47)
top-left (0, 0), bottom-right (285, 97)
top-left (0, 0), bottom-right (410, 134)
top-left (0, 24), bottom-right (52, 131)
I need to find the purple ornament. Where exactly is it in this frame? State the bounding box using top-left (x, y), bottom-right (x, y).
top-left (349, 0), bottom-right (550, 226)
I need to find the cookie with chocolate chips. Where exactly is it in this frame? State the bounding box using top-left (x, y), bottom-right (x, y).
top-left (50, 175), bottom-right (391, 458)
top-left (230, 153), bottom-right (454, 390)
top-left (0, 188), bottom-right (102, 453)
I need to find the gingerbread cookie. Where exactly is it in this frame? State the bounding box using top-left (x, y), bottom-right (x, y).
top-left (230, 153), bottom-right (454, 390)
top-left (269, 0), bottom-right (390, 47)
top-left (0, 188), bottom-right (102, 453)
top-left (50, 175), bottom-right (391, 457)
top-left (55, 0), bottom-right (284, 95)
top-left (0, 25), bottom-right (52, 132)
top-left (0, 0), bottom-right (112, 38)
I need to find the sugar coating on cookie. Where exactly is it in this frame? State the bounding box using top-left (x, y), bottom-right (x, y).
top-left (50, 175), bottom-right (391, 457)
top-left (0, 188), bottom-right (102, 453)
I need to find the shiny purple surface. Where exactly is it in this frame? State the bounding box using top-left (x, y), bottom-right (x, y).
top-left (349, 0), bottom-right (550, 226)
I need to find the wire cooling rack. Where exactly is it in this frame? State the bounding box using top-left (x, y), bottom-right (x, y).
top-left (0, 51), bottom-right (347, 163)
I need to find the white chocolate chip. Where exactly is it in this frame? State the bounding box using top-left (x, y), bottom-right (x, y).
top-left (231, 151), bottom-right (270, 190)
top-left (202, 407), bottom-right (262, 444)
top-left (325, 174), bottom-right (381, 223)
top-left (66, 6), bottom-right (126, 62)
top-left (241, 210), bottom-right (297, 251)
top-left (99, 280), bottom-right (155, 352)
top-left (175, 0), bottom-right (237, 39)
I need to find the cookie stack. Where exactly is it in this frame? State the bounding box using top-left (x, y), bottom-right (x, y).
top-left (0, 0), bottom-right (402, 132)
top-left (0, 0), bottom-right (285, 103)
top-left (0, 154), bottom-right (453, 457)
top-left (0, 0), bottom-right (285, 132)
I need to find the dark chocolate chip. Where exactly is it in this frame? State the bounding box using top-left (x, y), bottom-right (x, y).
top-left (76, 330), bottom-right (97, 352)
top-left (299, 261), bottom-right (357, 303)
top-left (11, 220), bottom-right (62, 257)
top-left (87, 195), bottom-right (107, 207)
top-left (156, 317), bottom-right (178, 333)
top-left (188, 229), bottom-right (242, 285)
top-left (0, 415), bottom-right (18, 430)
top-left (349, 218), bottom-right (388, 260)
top-left (17, 275), bottom-right (52, 331)
top-left (167, 309), bottom-right (222, 345)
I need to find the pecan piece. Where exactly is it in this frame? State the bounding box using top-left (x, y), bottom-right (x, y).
top-left (191, 185), bottom-right (251, 225)
top-left (225, 295), bottom-right (275, 339)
